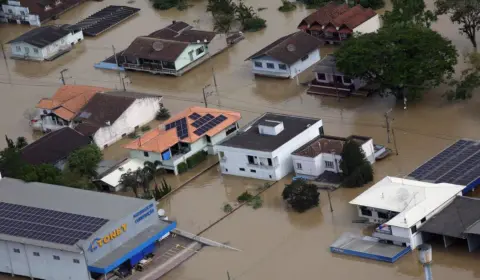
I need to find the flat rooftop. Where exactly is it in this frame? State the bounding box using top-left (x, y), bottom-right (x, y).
top-left (218, 113), bottom-right (321, 152)
top-left (419, 196), bottom-right (480, 238)
top-left (293, 135), bottom-right (370, 157)
top-left (349, 176), bottom-right (464, 228)
top-left (407, 139), bottom-right (480, 188)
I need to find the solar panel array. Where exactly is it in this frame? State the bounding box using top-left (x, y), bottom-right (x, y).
top-left (408, 139), bottom-right (480, 186)
top-left (193, 115), bottom-right (227, 136)
top-left (188, 113), bottom-right (201, 120)
top-left (191, 114), bottom-right (214, 128)
top-left (0, 202), bottom-right (109, 246)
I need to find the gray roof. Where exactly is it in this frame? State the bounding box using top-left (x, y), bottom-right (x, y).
top-left (218, 113), bottom-right (321, 152)
top-left (313, 54), bottom-right (343, 74)
top-left (419, 196), bottom-right (480, 238)
top-left (8, 25), bottom-right (71, 48)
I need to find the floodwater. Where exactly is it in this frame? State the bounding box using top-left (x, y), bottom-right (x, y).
top-left (0, 0), bottom-right (480, 279)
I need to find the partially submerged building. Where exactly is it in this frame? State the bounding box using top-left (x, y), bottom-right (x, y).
top-left (245, 31), bottom-right (323, 79)
top-left (297, 2), bottom-right (380, 44)
top-left (216, 113), bottom-right (324, 181)
top-left (94, 158), bottom-right (145, 192)
top-left (7, 24), bottom-right (83, 61)
top-left (349, 176), bottom-right (463, 249)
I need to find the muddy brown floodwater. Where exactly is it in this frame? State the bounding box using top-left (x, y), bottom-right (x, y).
top-left (1, 0), bottom-right (480, 279)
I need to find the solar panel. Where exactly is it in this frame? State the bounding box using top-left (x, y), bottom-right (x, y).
top-left (192, 115), bottom-right (229, 136)
top-left (165, 122), bottom-right (175, 130)
top-left (0, 202), bottom-right (109, 246)
top-left (188, 113), bottom-right (201, 120)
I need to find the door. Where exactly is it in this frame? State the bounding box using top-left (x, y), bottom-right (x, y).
top-left (188, 50), bottom-right (194, 61)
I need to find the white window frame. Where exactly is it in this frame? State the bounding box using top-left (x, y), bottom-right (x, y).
top-left (325, 160), bottom-right (334, 169)
top-left (296, 162), bottom-right (302, 170)
top-left (254, 61), bottom-right (262, 68)
top-left (266, 62), bottom-right (275, 69)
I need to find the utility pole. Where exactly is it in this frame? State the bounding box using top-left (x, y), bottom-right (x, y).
top-left (392, 127), bottom-right (399, 155)
top-left (327, 189), bottom-right (333, 212)
top-left (112, 45), bottom-right (122, 86)
top-left (120, 73), bottom-right (129, 91)
top-left (331, 61), bottom-right (339, 101)
top-left (384, 109), bottom-right (392, 143)
top-left (418, 244), bottom-right (433, 280)
top-left (60, 69), bottom-right (68, 85)
top-left (1, 43), bottom-right (12, 84)
top-left (203, 84), bottom-right (213, 108)
top-left (212, 66), bottom-right (221, 107)
top-left (227, 271), bottom-right (231, 280)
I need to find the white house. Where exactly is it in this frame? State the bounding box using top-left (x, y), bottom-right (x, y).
top-left (246, 31), bottom-right (323, 79)
top-left (349, 176), bottom-right (464, 249)
top-left (216, 113), bottom-right (324, 181)
top-left (74, 91), bottom-right (162, 149)
top-left (125, 107), bottom-right (241, 174)
top-left (298, 2), bottom-right (381, 44)
top-left (292, 135), bottom-right (374, 179)
top-left (7, 24), bottom-right (83, 61)
top-left (1, 0), bottom-right (40, 26)
top-left (120, 21), bottom-right (228, 76)
top-left (94, 158), bottom-right (145, 192)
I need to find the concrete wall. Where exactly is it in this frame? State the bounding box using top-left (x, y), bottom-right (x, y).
top-left (10, 42), bottom-right (44, 60)
top-left (93, 97), bottom-right (161, 149)
top-left (288, 49), bottom-right (321, 78)
top-left (353, 14), bottom-right (381, 35)
top-left (361, 138), bottom-right (375, 164)
top-left (207, 34), bottom-right (228, 56)
top-left (175, 43), bottom-right (208, 70)
top-left (251, 56), bottom-right (291, 78)
top-left (1, 1), bottom-right (40, 26)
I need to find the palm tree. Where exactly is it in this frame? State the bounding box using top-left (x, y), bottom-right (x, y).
top-left (143, 161), bottom-right (162, 188)
top-left (135, 167), bottom-right (152, 195)
top-left (119, 170), bottom-right (139, 198)
top-left (15, 137), bottom-right (28, 149)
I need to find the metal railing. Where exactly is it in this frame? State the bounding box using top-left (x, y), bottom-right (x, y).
top-left (122, 63), bottom-right (177, 74)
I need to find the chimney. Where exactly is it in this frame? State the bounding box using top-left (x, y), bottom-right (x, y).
top-left (258, 120), bottom-right (284, 136)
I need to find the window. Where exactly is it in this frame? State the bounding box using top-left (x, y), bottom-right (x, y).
top-left (239, 168), bottom-right (245, 171)
top-left (15, 46), bottom-right (21, 52)
top-left (73, 259), bottom-right (80, 264)
top-left (144, 151), bottom-right (149, 157)
top-left (196, 47), bottom-right (204, 55)
top-left (33, 252), bottom-right (40, 257)
top-left (360, 206), bottom-right (372, 217)
top-left (325, 160), bottom-right (334, 168)
top-left (247, 155), bottom-right (255, 164)
top-left (225, 168), bottom-right (228, 172)
top-left (278, 64), bottom-right (287, 70)
top-left (377, 212), bottom-right (388, 219)
top-left (266, 63), bottom-right (274, 69)
top-left (24, 47), bottom-right (30, 53)
top-left (339, 33), bottom-right (347, 39)
top-left (20, 11), bottom-right (25, 16)
top-left (33, 48), bottom-right (39, 54)
top-left (254, 61), bottom-right (262, 68)
top-left (343, 76), bottom-right (352, 84)
top-left (226, 125), bottom-right (237, 136)
top-left (317, 73), bottom-right (326, 81)
top-left (267, 158), bottom-right (272, 166)
top-left (206, 135), bottom-right (211, 143)
top-left (420, 217), bottom-right (426, 223)
top-left (13, 248), bottom-right (20, 253)
top-left (53, 255), bottom-right (60, 260)
top-left (296, 163), bottom-right (302, 170)
top-left (122, 133), bottom-right (127, 137)
top-left (411, 225), bottom-right (417, 234)
top-left (7, 9), bottom-right (12, 14)
top-left (250, 169), bottom-right (256, 173)
top-left (269, 175), bottom-right (272, 178)
top-left (301, 55), bottom-right (309, 61)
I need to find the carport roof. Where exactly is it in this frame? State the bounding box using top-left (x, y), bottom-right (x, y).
top-left (419, 196), bottom-right (480, 238)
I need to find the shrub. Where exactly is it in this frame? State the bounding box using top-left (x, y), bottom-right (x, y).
top-left (247, 196), bottom-right (263, 209)
top-left (237, 191), bottom-right (254, 203)
top-left (141, 191), bottom-right (154, 200)
top-left (340, 139), bottom-right (374, 187)
top-left (177, 162), bottom-right (188, 174)
top-left (154, 178), bottom-right (172, 200)
top-left (282, 179), bottom-right (320, 213)
top-left (278, 0), bottom-right (296, 12)
top-left (156, 107), bottom-right (171, 120)
top-left (243, 17), bottom-right (266, 32)
top-left (141, 125), bottom-right (151, 132)
top-left (223, 203), bottom-right (233, 213)
top-left (186, 151), bottom-right (207, 168)
top-left (342, 162), bottom-right (374, 188)
top-left (152, 0), bottom-right (179, 10)
top-left (128, 132), bottom-right (138, 139)
top-left (356, 0), bottom-right (384, 10)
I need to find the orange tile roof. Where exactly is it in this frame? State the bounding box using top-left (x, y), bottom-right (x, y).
top-left (52, 107), bottom-right (76, 121)
top-left (36, 85), bottom-right (109, 120)
top-left (124, 106), bottom-right (241, 153)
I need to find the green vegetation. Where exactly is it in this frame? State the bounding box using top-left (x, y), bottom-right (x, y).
top-left (128, 130), bottom-right (138, 139)
top-left (67, 145), bottom-right (102, 178)
top-left (186, 151), bottom-right (208, 168)
top-left (207, 0), bottom-right (266, 32)
top-left (237, 191), bottom-right (254, 202)
top-left (435, 0), bottom-right (480, 50)
top-left (156, 106), bottom-right (171, 121)
top-left (151, 0), bottom-right (188, 10)
top-left (282, 179), bottom-right (320, 213)
top-left (335, 25), bottom-right (457, 101)
top-left (355, 0), bottom-right (385, 9)
top-left (153, 178), bottom-right (172, 200)
top-left (223, 203), bottom-right (233, 213)
top-left (237, 191), bottom-right (263, 209)
top-left (141, 125), bottom-right (151, 132)
top-left (445, 52), bottom-right (480, 101)
top-left (119, 170), bottom-right (140, 197)
top-left (278, 0), bottom-right (296, 12)
top-left (340, 139), bottom-right (374, 188)
top-left (243, 17), bottom-right (267, 32)
top-left (383, 0), bottom-right (436, 28)
top-left (177, 162), bottom-right (188, 174)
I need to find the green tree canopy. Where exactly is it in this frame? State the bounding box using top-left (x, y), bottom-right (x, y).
top-left (383, 0), bottom-right (436, 28)
top-left (119, 170), bottom-right (140, 198)
top-left (435, 0), bottom-right (480, 50)
top-left (340, 140), bottom-right (374, 188)
top-left (282, 179), bottom-right (320, 213)
top-left (20, 164), bottom-right (62, 184)
top-left (335, 25), bottom-right (457, 100)
top-left (67, 145), bottom-right (102, 178)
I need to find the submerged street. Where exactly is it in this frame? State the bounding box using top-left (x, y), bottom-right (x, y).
top-left (1, 0), bottom-right (480, 279)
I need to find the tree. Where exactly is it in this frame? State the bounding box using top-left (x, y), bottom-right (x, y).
top-left (153, 178), bottom-right (172, 200)
top-left (282, 179), bottom-right (320, 213)
top-left (349, 0), bottom-right (385, 10)
top-left (278, 0), bottom-right (296, 12)
top-left (335, 25), bottom-right (457, 101)
top-left (236, 1), bottom-right (255, 26)
top-left (339, 140), bottom-right (374, 188)
top-left (383, 0), bottom-right (436, 28)
top-left (60, 170), bottom-right (96, 190)
top-left (15, 137), bottom-right (28, 149)
top-left (207, 0), bottom-right (237, 15)
top-left (135, 167), bottom-right (151, 194)
top-left (67, 145), bottom-right (102, 178)
top-left (0, 147), bottom-right (27, 178)
top-left (20, 164), bottom-right (62, 184)
top-left (119, 170), bottom-right (140, 198)
top-left (143, 161), bottom-right (162, 188)
top-left (435, 0), bottom-right (480, 50)
top-left (444, 52), bottom-right (480, 100)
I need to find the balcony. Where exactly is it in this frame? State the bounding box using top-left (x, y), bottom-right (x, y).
top-left (122, 63), bottom-right (178, 76)
top-left (247, 163), bottom-right (276, 170)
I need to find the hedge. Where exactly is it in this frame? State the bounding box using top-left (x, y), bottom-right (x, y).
top-left (186, 151), bottom-right (207, 168)
top-left (177, 162), bottom-right (188, 174)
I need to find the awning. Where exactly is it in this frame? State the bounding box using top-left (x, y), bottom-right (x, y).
top-left (324, 26), bottom-right (337, 33)
top-left (88, 220), bottom-right (177, 274)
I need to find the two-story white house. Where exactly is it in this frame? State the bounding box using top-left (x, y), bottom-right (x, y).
top-left (124, 107), bottom-right (241, 174)
top-left (349, 176), bottom-right (464, 249)
top-left (1, 0), bottom-right (40, 26)
top-left (7, 24), bottom-right (83, 61)
top-left (246, 31), bottom-right (324, 79)
top-left (74, 91), bottom-right (163, 149)
top-left (216, 113), bottom-right (324, 181)
top-left (292, 135), bottom-right (375, 179)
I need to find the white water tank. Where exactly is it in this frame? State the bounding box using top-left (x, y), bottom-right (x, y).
top-left (418, 244), bottom-right (432, 264)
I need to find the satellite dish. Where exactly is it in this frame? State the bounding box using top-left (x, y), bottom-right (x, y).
top-left (157, 209), bottom-right (166, 217)
top-left (396, 188), bottom-right (410, 202)
top-left (152, 41), bottom-right (164, 51)
top-left (286, 44), bottom-right (296, 52)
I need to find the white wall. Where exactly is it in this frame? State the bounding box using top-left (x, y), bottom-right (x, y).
top-left (174, 43), bottom-right (208, 70)
top-left (361, 138), bottom-right (375, 164)
top-left (10, 42), bottom-right (45, 60)
top-left (353, 14), bottom-right (381, 35)
top-left (289, 49), bottom-right (321, 78)
top-left (93, 97), bottom-right (161, 149)
top-left (1, 1), bottom-right (40, 26)
top-left (292, 155), bottom-right (319, 177)
top-left (251, 56), bottom-right (291, 78)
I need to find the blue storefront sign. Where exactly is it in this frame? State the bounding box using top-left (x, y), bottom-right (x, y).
top-left (133, 203), bottom-right (155, 224)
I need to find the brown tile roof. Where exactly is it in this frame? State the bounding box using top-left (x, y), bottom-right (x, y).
top-left (298, 2), bottom-right (376, 30)
top-left (36, 85), bottom-right (109, 121)
top-left (19, 0), bottom-right (87, 22)
top-left (165, 21), bottom-right (191, 32)
top-left (149, 23), bottom-right (217, 43)
top-left (246, 31), bottom-right (324, 65)
top-left (293, 135), bottom-right (371, 157)
top-left (124, 106), bottom-right (241, 153)
top-left (122, 37), bottom-right (189, 63)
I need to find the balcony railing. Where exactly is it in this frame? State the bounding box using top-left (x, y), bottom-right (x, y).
top-left (122, 63), bottom-right (177, 75)
top-left (247, 163), bottom-right (276, 169)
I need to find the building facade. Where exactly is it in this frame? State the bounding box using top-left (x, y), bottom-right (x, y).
top-left (1, 1), bottom-right (40, 26)
top-left (251, 49), bottom-right (321, 79)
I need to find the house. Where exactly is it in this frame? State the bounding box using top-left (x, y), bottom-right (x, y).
top-left (245, 31), bottom-right (324, 79)
top-left (298, 2), bottom-right (380, 44)
top-left (1, 0), bottom-right (87, 26)
top-left (74, 91), bottom-right (162, 149)
top-left (7, 24), bottom-right (84, 61)
top-left (216, 113), bottom-right (324, 181)
top-left (291, 135), bottom-right (374, 179)
top-left (349, 176), bottom-right (464, 249)
top-left (20, 127), bottom-right (91, 169)
top-left (307, 55), bottom-right (367, 97)
top-left (124, 106), bottom-right (241, 175)
top-left (94, 158), bottom-right (145, 192)
top-left (119, 21), bottom-right (229, 76)
top-left (31, 85), bottom-right (108, 132)
top-left (419, 196), bottom-right (480, 252)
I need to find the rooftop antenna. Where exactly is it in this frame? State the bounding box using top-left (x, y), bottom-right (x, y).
top-left (286, 44), bottom-right (296, 52)
top-left (152, 41), bottom-right (164, 51)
